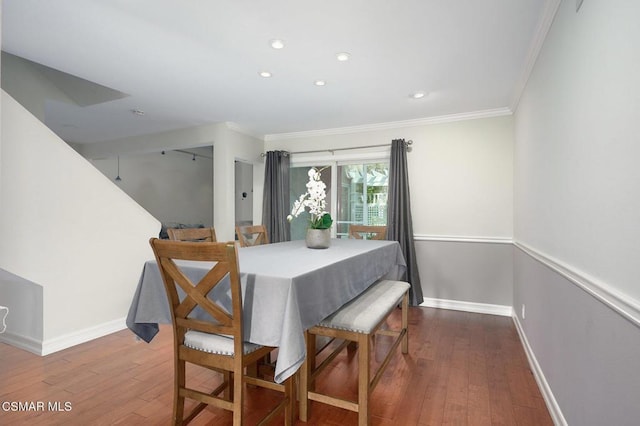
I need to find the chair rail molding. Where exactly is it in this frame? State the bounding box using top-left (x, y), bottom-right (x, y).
top-left (515, 241), bottom-right (640, 329)
top-left (414, 234), bottom-right (513, 244)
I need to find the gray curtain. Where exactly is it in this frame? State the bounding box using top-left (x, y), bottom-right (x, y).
top-left (262, 150), bottom-right (291, 243)
top-left (387, 139), bottom-right (424, 305)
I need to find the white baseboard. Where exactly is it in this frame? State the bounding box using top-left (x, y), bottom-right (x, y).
top-left (0, 331), bottom-right (42, 355)
top-left (420, 297), bottom-right (512, 317)
top-left (0, 318), bottom-right (129, 356)
top-left (41, 317), bottom-right (127, 355)
top-left (512, 314), bottom-right (567, 426)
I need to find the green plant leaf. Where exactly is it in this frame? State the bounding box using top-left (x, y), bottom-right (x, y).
top-left (317, 213), bottom-right (333, 229)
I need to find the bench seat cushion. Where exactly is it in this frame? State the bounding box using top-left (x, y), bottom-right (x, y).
top-left (318, 280), bottom-right (410, 334)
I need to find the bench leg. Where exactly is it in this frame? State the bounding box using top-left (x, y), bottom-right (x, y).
top-left (402, 292), bottom-right (409, 354)
top-left (357, 333), bottom-right (370, 426)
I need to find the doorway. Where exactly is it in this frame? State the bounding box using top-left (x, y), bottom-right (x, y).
top-left (234, 160), bottom-right (253, 226)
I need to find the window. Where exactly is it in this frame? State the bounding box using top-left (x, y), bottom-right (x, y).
top-left (289, 158), bottom-right (389, 240)
top-left (336, 163), bottom-right (388, 238)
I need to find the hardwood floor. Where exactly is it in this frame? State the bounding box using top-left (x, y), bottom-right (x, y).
top-left (0, 307), bottom-right (553, 425)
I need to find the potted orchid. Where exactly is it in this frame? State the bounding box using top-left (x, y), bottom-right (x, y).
top-left (287, 167), bottom-right (333, 248)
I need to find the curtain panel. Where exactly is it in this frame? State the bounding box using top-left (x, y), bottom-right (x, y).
top-left (387, 139), bottom-right (424, 305)
top-left (262, 150), bottom-right (291, 243)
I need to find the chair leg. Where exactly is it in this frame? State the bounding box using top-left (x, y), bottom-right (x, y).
top-left (357, 333), bottom-right (370, 426)
top-left (299, 331), bottom-right (312, 422)
top-left (223, 371), bottom-right (233, 401)
top-left (284, 373), bottom-right (295, 426)
top-left (174, 359), bottom-right (186, 425)
top-left (233, 367), bottom-right (244, 426)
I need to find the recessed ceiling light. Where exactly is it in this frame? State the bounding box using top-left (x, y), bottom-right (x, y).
top-left (259, 71), bottom-right (272, 78)
top-left (314, 80), bottom-right (326, 86)
top-left (410, 92), bottom-right (426, 99)
top-left (336, 52), bottom-right (350, 62)
top-left (270, 39), bottom-right (285, 49)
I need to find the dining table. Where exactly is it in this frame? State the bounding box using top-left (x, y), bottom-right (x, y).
top-left (126, 238), bottom-right (407, 383)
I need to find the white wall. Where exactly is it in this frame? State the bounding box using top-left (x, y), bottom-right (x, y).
top-left (266, 114), bottom-right (514, 239)
top-left (514, 0), bottom-right (640, 424)
top-left (515, 0), bottom-right (640, 304)
top-left (266, 114), bottom-right (514, 310)
top-left (91, 147), bottom-right (214, 228)
top-left (79, 123), bottom-right (264, 242)
top-left (1, 52), bottom-right (76, 123)
top-left (0, 91), bottom-right (160, 354)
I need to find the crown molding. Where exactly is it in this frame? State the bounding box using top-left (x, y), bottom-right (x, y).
top-left (510, 0), bottom-right (562, 111)
top-left (225, 122), bottom-right (263, 140)
top-left (264, 108), bottom-right (512, 142)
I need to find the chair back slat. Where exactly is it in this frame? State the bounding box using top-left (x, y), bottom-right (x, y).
top-left (164, 260), bottom-right (234, 325)
top-left (167, 227), bottom-right (217, 242)
top-left (348, 225), bottom-right (387, 240)
top-left (150, 238), bottom-right (243, 341)
top-left (235, 224), bottom-right (269, 247)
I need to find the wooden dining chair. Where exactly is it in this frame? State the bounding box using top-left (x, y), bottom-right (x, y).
top-left (167, 227), bottom-right (217, 242)
top-left (235, 224), bottom-right (269, 247)
top-left (348, 225), bottom-right (387, 240)
top-left (299, 279), bottom-right (409, 426)
top-left (149, 238), bottom-right (294, 426)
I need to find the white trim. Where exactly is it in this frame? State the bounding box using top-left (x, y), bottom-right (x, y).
top-left (515, 242), bottom-right (640, 329)
top-left (513, 314), bottom-right (567, 426)
top-left (510, 0), bottom-right (562, 111)
top-left (225, 121), bottom-right (262, 140)
top-left (0, 332), bottom-right (42, 355)
top-left (265, 108), bottom-right (512, 141)
top-left (414, 234), bottom-right (513, 244)
top-left (41, 317), bottom-right (127, 356)
top-left (290, 150), bottom-right (390, 165)
top-left (420, 297), bottom-right (512, 317)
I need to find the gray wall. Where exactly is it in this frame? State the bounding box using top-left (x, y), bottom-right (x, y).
top-left (514, 249), bottom-right (640, 426)
top-left (92, 147), bottom-right (214, 229)
top-left (416, 239), bottom-right (512, 310)
top-left (0, 269), bottom-right (43, 347)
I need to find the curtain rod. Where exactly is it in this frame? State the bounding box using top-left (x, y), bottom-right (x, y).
top-left (261, 140), bottom-right (412, 157)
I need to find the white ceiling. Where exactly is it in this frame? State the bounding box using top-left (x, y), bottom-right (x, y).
top-left (2, 0), bottom-right (550, 144)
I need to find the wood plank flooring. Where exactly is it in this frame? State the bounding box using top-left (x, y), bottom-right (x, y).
top-left (0, 307), bottom-right (553, 425)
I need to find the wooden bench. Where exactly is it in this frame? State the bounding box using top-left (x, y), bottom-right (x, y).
top-left (299, 279), bottom-right (410, 425)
